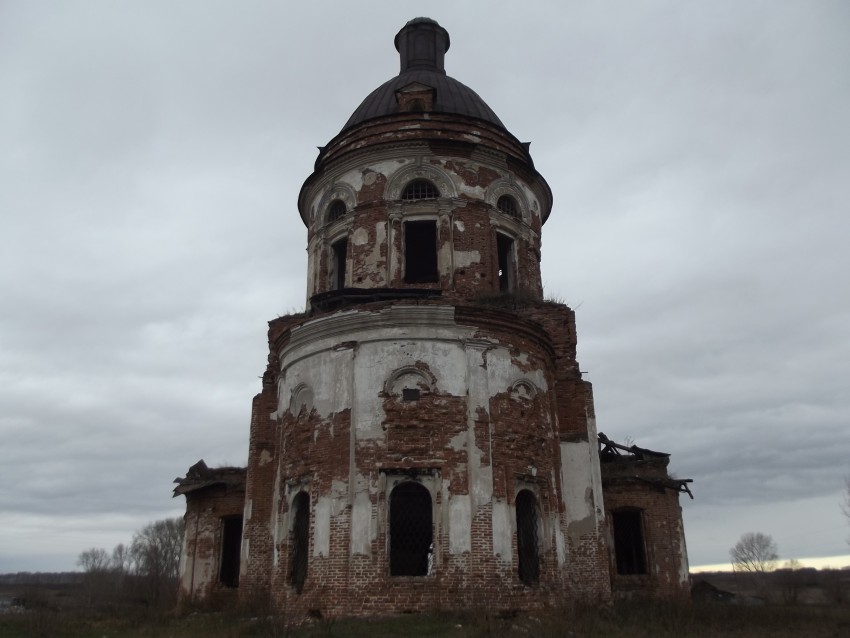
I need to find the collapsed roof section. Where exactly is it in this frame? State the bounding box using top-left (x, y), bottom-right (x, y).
top-left (598, 433), bottom-right (694, 499)
top-left (172, 460), bottom-right (246, 497)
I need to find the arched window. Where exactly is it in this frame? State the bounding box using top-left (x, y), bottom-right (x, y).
top-left (516, 489), bottom-right (539, 585)
top-left (389, 482), bottom-right (433, 576)
top-left (612, 508), bottom-right (647, 575)
top-left (497, 195), bottom-right (520, 219)
top-left (289, 492), bottom-right (310, 593)
top-left (327, 199), bottom-right (346, 222)
top-left (402, 180), bottom-right (439, 200)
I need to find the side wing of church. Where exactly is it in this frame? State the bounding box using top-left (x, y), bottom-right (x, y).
top-left (173, 18), bottom-right (692, 617)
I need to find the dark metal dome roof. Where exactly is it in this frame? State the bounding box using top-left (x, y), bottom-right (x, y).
top-left (341, 19), bottom-right (505, 132)
top-left (342, 71), bottom-right (504, 131)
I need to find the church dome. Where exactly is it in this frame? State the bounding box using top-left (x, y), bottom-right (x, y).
top-left (341, 18), bottom-right (505, 132)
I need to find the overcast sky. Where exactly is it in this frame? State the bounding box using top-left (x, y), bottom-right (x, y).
top-left (1, 0), bottom-right (848, 573)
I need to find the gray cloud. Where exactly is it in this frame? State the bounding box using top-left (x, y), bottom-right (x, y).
top-left (1, 0), bottom-right (848, 571)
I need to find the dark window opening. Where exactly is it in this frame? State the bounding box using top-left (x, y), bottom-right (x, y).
top-left (402, 388), bottom-right (420, 402)
top-left (516, 490), bottom-right (540, 585)
top-left (219, 516), bottom-right (243, 588)
top-left (328, 200), bottom-right (346, 222)
top-left (390, 482), bottom-right (433, 576)
top-left (497, 195), bottom-right (520, 219)
top-left (612, 509), bottom-right (648, 575)
top-left (404, 220), bottom-right (438, 283)
top-left (497, 233), bottom-right (515, 293)
top-left (402, 180), bottom-right (438, 200)
top-left (331, 238), bottom-right (347, 290)
top-left (289, 492), bottom-right (310, 593)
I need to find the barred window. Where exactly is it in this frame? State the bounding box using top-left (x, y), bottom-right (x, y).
top-left (389, 482), bottom-right (433, 576)
top-left (516, 490), bottom-right (539, 585)
top-left (402, 180), bottom-right (439, 200)
top-left (289, 492), bottom-right (310, 593)
top-left (612, 509), bottom-right (648, 575)
top-left (327, 200), bottom-right (346, 222)
top-left (497, 195), bottom-right (520, 219)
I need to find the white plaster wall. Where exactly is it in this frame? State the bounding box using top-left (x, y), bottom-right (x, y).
top-left (350, 490), bottom-right (373, 555)
top-left (279, 304), bottom-right (560, 564)
top-left (560, 439), bottom-right (604, 544)
top-left (449, 494), bottom-right (471, 554)
top-left (314, 497), bottom-right (331, 557)
top-left (491, 499), bottom-right (512, 560)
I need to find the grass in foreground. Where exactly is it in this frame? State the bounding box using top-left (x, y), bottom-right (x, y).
top-left (1, 602), bottom-right (849, 638)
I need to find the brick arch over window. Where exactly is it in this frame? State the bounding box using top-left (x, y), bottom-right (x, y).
top-left (516, 489), bottom-right (540, 585)
top-left (288, 491), bottom-right (310, 593)
top-left (315, 182), bottom-right (357, 225)
top-left (485, 179), bottom-right (529, 222)
top-left (389, 481), bottom-right (433, 576)
top-left (384, 366), bottom-right (436, 402)
top-left (384, 163), bottom-right (456, 201)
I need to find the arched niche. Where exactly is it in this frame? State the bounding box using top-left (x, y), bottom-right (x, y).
top-left (384, 366), bottom-right (436, 401)
top-left (510, 379), bottom-right (538, 402)
top-left (289, 383), bottom-right (314, 416)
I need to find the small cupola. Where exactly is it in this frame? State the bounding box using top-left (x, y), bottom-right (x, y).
top-left (394, 17), bottom-right (450, 74)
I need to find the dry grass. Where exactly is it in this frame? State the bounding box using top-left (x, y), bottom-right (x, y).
top-left (2, 601), bottom-right (850, 638)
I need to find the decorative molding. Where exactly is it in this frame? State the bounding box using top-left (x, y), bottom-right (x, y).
top-left (289, 383), bottom-right (314, 416)
top-left (283, 305), bottom-right (458, 360)
top-left (510, 379), bottom-right (538, 401)
top-left (384, 366), bottom-right (437, 396)
top-left (484, 178), bottom-right (530, 223)
top-left (317, 182), bottom-right (358, 225)
top-left (385, 162), bottom-right (457, 200)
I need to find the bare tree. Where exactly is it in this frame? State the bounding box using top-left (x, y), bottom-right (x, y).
top-left (77, 547), bottom-right (110, 573)
top-left (111, 543), bottom-right (132, 573)
top-left (777, 559), bottom-right (805, 604)
top-left (730, 532), bottom-right (779, 575)
top-left (77, 547), bottom-right (111, 605)
top-left (130, 517), bottom-right (185, 606)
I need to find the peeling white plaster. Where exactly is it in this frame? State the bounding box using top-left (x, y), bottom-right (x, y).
top-left (491, 499), bottom-right (512, 559)
top-left (678, 522), bottom-right (690, 585)
top-left (447, 430), bottom-right (466, 452)
top-left (454, 220), bottom-right (465, 232)
top-left (449, 494), bottom-right (472, 554)
top-left (453, 249), bottom-right (481, 268)
top-left (560, 440), bottom-right (602, 542)
top-left (314, 497), bottom-right (331, 557)
top-left (350, 491), bottom-right (373, 556)
top-left (352, 227), bottom-right (369, 246)
top-left (555, 526), bottom-right (566, 565)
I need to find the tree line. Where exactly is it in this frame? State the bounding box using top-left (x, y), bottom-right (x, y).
top-left (76, 517), bottom-right (184, 609)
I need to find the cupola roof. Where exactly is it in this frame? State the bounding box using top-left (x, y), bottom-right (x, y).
top-left (341, 18), bottom-right (504, 131)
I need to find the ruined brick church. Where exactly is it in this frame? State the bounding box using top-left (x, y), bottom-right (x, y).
top-left (174, 18), bottom-right (692, 617)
